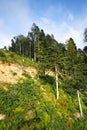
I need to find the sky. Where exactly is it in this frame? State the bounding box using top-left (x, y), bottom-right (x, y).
top-left (0, 0), bottom-right (87, 49)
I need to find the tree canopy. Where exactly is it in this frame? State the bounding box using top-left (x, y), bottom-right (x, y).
top-left (8, 23), bottom-right (87, 95)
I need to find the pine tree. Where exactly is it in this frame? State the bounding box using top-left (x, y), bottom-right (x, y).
top-left (65, 38), bottom-right (77, 75)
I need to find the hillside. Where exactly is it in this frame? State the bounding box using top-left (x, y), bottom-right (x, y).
top-left (0, 49), bottom-right (87, 130)
top-left (0, 61), bottom-right (37, 83)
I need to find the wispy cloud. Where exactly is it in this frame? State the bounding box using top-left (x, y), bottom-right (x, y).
top-left (36, 6), bottom-right (87, 49)
top-left (0, 0), bottom-right (87, 49)
top-left (0, 0), bottom-right (34, 48)
top-left (38, 18), bottom-right (86, 49)
top-left (0, 32), bottom-right (12, 48)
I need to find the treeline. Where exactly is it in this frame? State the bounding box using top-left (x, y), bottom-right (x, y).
top-left (9, 23), bottom-right (60, 61)
top-left (8, 23), bottom-right (87, 94)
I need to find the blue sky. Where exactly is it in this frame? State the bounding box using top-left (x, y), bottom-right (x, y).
top-left (0, 0), bottom-right (87, 49)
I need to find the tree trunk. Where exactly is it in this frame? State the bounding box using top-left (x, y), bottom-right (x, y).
top-left (55, 66), bottom-right (59, 100)
top-left (29, 42), bottom-right (31, 59)
top-left (20, 42), bottom-right (21, 55)
top-left (34, 52), bottom-right (36, 62)
top-left (77, 90), bottom-right (83, 117)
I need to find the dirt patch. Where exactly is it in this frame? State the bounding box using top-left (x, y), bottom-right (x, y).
top-left (0, 114), bottom-right (6, 120)
top-left (0, 61), bottom-right (37, 84)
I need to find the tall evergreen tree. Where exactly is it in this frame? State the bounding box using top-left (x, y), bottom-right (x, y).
top-left (31, 23), bottom-right (40, 61)
top-left (65, 38), bottom-right (77, 74)
top-left (35, 29), bottom-right (46, 63)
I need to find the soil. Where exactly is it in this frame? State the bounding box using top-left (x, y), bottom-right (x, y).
top-left (0, 61), bottom-right (37, 84)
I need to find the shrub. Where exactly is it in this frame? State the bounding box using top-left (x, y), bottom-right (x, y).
top-left (0, 50), bottom-right (6, 57)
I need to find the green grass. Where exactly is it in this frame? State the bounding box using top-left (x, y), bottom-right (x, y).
top-left (0, 78), bottom-right (87, 130)
top-left (0, 49), bottom-right (38, 68)
top-left (0, 49), bottom-right (87, 130)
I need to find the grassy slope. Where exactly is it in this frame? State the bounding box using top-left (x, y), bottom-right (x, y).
top-left (0, 49), bottom-right (87, 130)
top-left (0, 49), bottom-right (37, 68)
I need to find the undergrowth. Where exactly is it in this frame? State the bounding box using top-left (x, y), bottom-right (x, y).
top-left (0, 49), bottom-right (87, 129)
top-left (0, 78), bottom-right (87, 130)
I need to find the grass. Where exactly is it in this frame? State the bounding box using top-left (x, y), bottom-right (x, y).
top-left (0, 49), bottom-right (87, 129)
top-left (0, 49), bottom-right (38, 68)
top-left (22, 70), bottom-right (31, 78)
top-left (0, 77), bottom-right (87, 130)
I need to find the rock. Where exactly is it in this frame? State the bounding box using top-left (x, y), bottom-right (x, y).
top-left (0, 114), bottom-right (6, 120)
top-left (74, 112), bottom-right (81, 118)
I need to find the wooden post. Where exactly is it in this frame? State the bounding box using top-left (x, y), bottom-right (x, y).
top-left (77, 90), bottom-right (83, 117)
top-left (55, 66), bottom-right (59, 100)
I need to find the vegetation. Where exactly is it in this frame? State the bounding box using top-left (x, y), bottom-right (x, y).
top-left (0, 49), bottom-right (37, 68)
top-left (8, 23), bottom-right (87, 96)
top-left (0, 75), bottom-right (87, 130)
top-left (0, 23), bottom-right (87, 129)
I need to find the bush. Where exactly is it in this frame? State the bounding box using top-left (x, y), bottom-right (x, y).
top-left (0, 50), bottom-right (6, 57)
top-left (22, 71), bottom-right (31, 78)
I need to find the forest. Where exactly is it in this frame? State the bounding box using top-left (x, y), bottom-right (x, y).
top-left (8, 23), bottom-right (87, 95)
top-left (0, 23), bottom-right (87, 130)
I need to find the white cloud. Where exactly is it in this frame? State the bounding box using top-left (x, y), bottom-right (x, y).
top-left (36, 11), bottom-right (87, 49)
top-left (0, 33), bottom-right (11, 48)
top-left (5, 0), bottom-right (33, 33)
top-left (0, 1), bottom-right (87, 49)
top-left (0, 0), bottom-right (34, 48)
